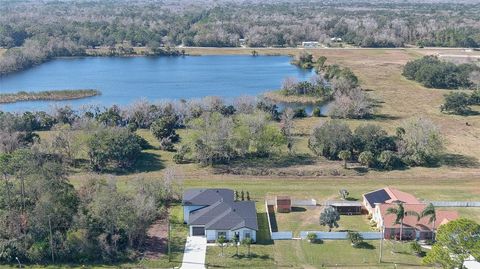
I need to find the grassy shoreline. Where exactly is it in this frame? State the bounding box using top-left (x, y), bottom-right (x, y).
top-left (0, 89), bottom-right (101, 103)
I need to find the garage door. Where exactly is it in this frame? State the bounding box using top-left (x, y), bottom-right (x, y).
top-left (192, 227), bottom-right (205, 236)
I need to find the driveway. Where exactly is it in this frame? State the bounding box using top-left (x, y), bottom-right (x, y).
top-left (180, 236), bottom-right (207, 269)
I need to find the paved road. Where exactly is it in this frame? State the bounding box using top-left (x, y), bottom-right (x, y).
top-left (180, 236), bottom-right (207, 269)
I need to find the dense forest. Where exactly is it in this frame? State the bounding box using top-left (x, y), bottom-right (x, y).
top-left (1, 0), bottom-right (480, 74)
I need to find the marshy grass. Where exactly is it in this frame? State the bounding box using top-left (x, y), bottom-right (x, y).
top-left (0, 89), bottom-right (101, 103)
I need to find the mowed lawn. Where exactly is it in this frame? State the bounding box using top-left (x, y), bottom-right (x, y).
top-left (275, 207), bottom-right (373, 236)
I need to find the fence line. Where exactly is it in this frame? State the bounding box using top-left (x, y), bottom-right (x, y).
top-left (271, 232), bottom-right (293, 240)
top-left (292, 199), bottom-right (317, 207)
top-left (265, 200), bottom-right (273, 236)
top-left (426, 201), bottom-right (480, 207)
top-left (300, 231), bottom-right (382, 240)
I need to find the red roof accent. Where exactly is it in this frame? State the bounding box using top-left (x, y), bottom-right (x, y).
top-left (379, 203), bottom-right (459, 231)
top-left (384, 187), bottom-right (421, 204)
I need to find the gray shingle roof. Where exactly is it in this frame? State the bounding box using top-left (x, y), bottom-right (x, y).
top-left (188, 199), bottom-right (258, 231)
top-left (182, 188), bottom-right (234, 206)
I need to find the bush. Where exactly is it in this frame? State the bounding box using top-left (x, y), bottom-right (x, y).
top-left (87, 127), bottom-right (143, 171)
top-left (377, 150), bottom-right (403, 170)
top-left (410, 241), bottom-right (423, 256)
top-left (309, 120), bottom-right (353, 160)
top-left (441, 92), bottom-right (472, 115)
top-left (402, 56), bottom-right (479, 89)
top-left (293, 108), bottom-right (307, 118)
top-left (328, 87), bottom-right (373, 119)
top-left (470, 89), bottom-right (480, 105)
top-left (307, 232), bottom-right (318, 243)
top-left (150, 116), bottom-right (179, 143)
top-left (347, 231), bottom-right (364, 247)
top-left (312, 107), bottom-right (322, 117)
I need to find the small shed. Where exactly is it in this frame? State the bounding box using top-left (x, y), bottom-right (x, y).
top-left (331, 201), bottom-right (363, 215)
top-left (275, 196), bottom-right (292, 213)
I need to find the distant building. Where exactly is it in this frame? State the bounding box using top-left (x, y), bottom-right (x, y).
top-left (330, 37), bottom-right (343, 42)
top-left (239, 38), bottom-right (246, 47)
top-left (302, 41), bottom-right (319, 48)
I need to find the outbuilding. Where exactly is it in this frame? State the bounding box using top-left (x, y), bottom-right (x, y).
top-left (276, 196), bottom-right (292, 213)
top-left (330, 201), bottom-right (363, 215)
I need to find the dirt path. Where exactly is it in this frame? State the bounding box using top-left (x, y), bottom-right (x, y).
top-left (144, 218), bottom-right (168, 259)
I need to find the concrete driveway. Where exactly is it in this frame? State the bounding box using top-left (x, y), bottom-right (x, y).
top-left (180, 236), bottom-right (207, 269)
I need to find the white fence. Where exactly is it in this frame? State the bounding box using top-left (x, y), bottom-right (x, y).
top-left (265, 198), bottom-right (317, 207)
top-left (271, 232), bottom-right (293, 240)
top-left (292, 199), bottom-right (317, 207)
top-left (427, 201), bottom-right (480, 207)
top-left (300, 231), bottom-right (382, 240)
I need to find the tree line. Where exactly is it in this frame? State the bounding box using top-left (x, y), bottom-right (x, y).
top-left (0, 147), bottom-right (182, 263)
top-left (1, 0), bottom-right (480, 74)
top-left (309, 118), bottom-right (445, 169)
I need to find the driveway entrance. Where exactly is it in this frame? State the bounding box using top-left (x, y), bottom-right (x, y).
top-left (180, 236), bottom-right (206, 269)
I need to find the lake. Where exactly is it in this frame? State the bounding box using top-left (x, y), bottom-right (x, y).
top-left (0, 55), bottom-right (315, 112)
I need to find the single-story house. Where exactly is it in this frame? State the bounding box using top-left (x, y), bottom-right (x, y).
top-left (182, 188), bottom-right (258, 242)
top-left (375, 203), bottom-right (458, 240)
top-left (363, 187), bottom-right (421, 214)
top-left (330, 201), bottom-right (363, 215)
top-left (275, 196), bottom-right (292, 213)
top-left (302, 41), bottom-right (319, 48)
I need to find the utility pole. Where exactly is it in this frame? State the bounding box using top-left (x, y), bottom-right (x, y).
top-left (379, 225), bottom-right (384, 264)
top-left (48, 216), bottom-right (55, 263)
top-left (168, 218), bottom-right (172, 262)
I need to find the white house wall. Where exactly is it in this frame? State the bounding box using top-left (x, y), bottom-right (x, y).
top-left (204, 228), bottom-right (257, 242)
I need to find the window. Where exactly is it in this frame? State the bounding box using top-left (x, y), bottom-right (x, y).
top-left (217, 231), bottom-right (226, 238)
top-left (244, 231), bottom-right (251, 239)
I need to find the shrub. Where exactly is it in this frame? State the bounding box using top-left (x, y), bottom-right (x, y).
top-left (87, 127), bottom-right (143, 171)
top-left (410, 241), bottom-right (423, 256)
top-left (328, 88), bottom-right (373, 119)
top-left (470, 89), bottom-right (480, 105)
top-left (397, 117), bottom-right (444, 166)
top-left (309, 121), bottom-right (353, 160)
top-left (150, 116), bottom-right (179, 143)
top-left (312, 107), bottom-right (322, 117)
top-left (307, 232), bottom-right (318, 243)
top-left (377, 150), bottom-right (403, 170)
top-left (293, 108), bottom-right (307, 118)
top-left (347, 231), bottom-right (364, 247)
top-left (441, 92), bottom-right (472, 115)
top-left (402, 56), bottom-right (478, 89)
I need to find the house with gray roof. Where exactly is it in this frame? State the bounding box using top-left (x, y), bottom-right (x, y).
top-left (182, 188), bottom-right (258, 242)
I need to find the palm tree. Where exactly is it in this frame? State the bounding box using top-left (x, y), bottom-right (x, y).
top-left (338, 150), bottom-right (351, 169)
top-left (386, 203), bottom-right (420, 241)
top-left (421, 203), bottom-right (437, 241)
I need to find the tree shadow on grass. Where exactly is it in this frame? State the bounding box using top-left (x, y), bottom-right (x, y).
top-left (112, 152), bottom-right (166, 175)
top-left (367, 113), bottom-right (402, 121)
top-left (355, 242), bottom-right (376, 249)
top-left (213, 153), bottom-right (315, 174)
top-left (440, 153), bottom-right (479, 168)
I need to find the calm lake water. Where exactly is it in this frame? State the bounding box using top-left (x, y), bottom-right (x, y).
top-left (0, 55), bottom-right (315, 112)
